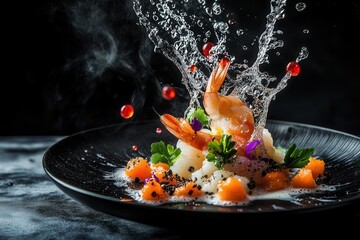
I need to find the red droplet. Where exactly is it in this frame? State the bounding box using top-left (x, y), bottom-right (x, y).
top-left (202, 42), bottom-right (215, 57)
top-left (190, 64), bottom-right (197, 72)
top-left (156, 127), bottom-right (162, 134)
top-left (162, 85), bottom-right (176, 100)
top-left (132, 145), bottom-right (138, 151)
top-left (120, 104), bottom-right (134, 119)
top-left (286, 61), bottom-right (301, 76)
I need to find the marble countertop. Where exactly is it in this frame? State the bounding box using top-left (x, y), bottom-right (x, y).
top-left (1, 136), bottom-right (359, 239)
top-left (0, 136), bottom-right (184, 239)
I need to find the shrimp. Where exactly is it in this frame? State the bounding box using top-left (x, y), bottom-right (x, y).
top-left (203, 57), bottom-right (254, 156)
top-left (160, 58), bottom-right (254, 155)
top-left (160, 114), bottom-right (214, 150)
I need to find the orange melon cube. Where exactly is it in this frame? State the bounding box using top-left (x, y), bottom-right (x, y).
top-left (304, 157), bottom-right (325, 179)
top-left (291, 168), bottom-right (316, 189)
top-left (125, 157), bottom-right (152, 182)
top-left (151, 162), bottom-right (170, 170)
top-left (141, 179), bottom-right (168, 201)
top-left (153, 168), bottom-right (177, 185)
top-left (262, 170), bottom-right (289, 191)
top-left (217, 177), bottom-right (247, 201)
top-left (174, 182), bottom-right (203, 198)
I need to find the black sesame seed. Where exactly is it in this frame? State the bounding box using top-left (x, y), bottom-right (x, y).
top-left (188, 166), bottom-right (195, 172)
top-left (188, 190), bottom-right (194, 196)
top-left (135, 177), bottom-right (140, 182)
top-left (247, 180), bottom-right (256, 190)
top-left (151, 191), bottom-right (157, 197)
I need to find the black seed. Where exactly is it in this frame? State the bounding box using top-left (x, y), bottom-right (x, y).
top-left (135, 177), bottom-right (140, 182)
top-left (151, 191), bottom-right (157, 197)
top-left (188, 166), bottom-right (195, 172)
top-left (188, 190), bottom-right (194, 196)
top-left (247, 180), bottom-right (256, 190)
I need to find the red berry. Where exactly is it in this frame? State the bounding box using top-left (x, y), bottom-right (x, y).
top-left (162, 85), bottom-right (176, 100)
top-left (286, 61), bottom-right (300, 76)
top-left (202, 42), bottom-right (215, 57)
top-left (132, 145), bottom-right (138, 151)
top-left (120, 104), bottom-right (134, 119)
top-left (190, 64), bottom-right (197, 72)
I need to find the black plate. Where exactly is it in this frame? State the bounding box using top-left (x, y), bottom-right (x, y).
top-left (43, 119), bottom-right (360, 227)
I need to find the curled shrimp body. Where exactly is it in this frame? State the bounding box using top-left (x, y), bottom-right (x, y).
top-left (161, 58), bottom-right (254, 155)
top-left (204, 58), bottom-right (254, 155)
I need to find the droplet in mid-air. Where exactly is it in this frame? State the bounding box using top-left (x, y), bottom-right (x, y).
top-left (190, 64), bottom-right (197, 72)
top-left (295, 2), bottom-right (306, 12)
top-left (120, 104), bottom-right (134, 119)
top-left (162, 85), bottom-right (176, 100)
top-left (286, 61), bottom-right (301, 76)
top-left (156, 127), bottom-right (162, 134)
top-left (202, 42), bottom-right (215, 57)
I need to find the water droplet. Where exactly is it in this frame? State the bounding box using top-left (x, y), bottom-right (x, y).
top-left (303, 29), bottom-right (309, 34)
top-left (202, 42), bottom-right (215, 57)
top-left (153, 15), bottom-right (159, 21)
top-left (121, 104), bottom-right (134, 119)
top-left (236, 29), bottom-right (244, 35)
top-left (242, 45), bottom-right (248, 50)
top-left (162, 85), bottom-right (176, 100)
top-left (212, 3), bottom-right (222, 15)
top-left (197, 20), bottom-right (203, 27)
top-left (156, 128), bottom-right (162, 134)
top-left (295, 2), bottom-right (306, 12)
top-left (286, 61), bottom-right (301, 76)
top-left (132, 145), bottom-right (138, 151)
top-left (213, 22), bottom-right (229, 33)
top-left (228, 19), bottom-right (236, 25)
top-left (205, 30), bottom-right (211, 38)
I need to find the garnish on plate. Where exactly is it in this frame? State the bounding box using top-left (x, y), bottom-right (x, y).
top-left (206, 134), bottom-right (237, 169)
top-left (186, 107), bottom-right (209, 128)
top-left (282, 143), bottom-right (315, 168)
top-left (150, 141), bottom-right (181, 166)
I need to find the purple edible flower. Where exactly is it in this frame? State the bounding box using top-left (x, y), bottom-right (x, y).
top-left (190, 117), bottom-right (202, 132)
top-left (152, 172), bottom-right (160, 182)
top-left (144, 172), bottom-right (160, 184)
top-left (246, 139), bottom-right (261, 158)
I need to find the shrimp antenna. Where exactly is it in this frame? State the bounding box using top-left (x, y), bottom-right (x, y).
top-left (152, 106), bottom-right (161, 117)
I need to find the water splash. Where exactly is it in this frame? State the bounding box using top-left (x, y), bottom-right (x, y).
top-left (133, 0), bottom-right (308, 140)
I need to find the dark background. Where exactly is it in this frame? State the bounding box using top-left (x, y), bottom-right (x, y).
top-left (1, 0), bottom-right (359, 136)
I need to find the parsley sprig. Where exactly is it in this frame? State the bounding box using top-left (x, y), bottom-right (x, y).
top-left (206, 134), bottom-right (237, 169)
top-left (282, 143), bottom-right (315, 168)
top-left (186, 107), bottom-right (209, 127)
top-left (150, 141), bottom-right (181, 166)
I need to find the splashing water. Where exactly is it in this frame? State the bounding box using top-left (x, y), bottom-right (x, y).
top-left (132, 0), bottom-right (308, 140)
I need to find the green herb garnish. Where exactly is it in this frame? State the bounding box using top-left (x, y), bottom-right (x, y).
top-left (206, 134), bottom-right (237, 169)
top-left (282, 143), bottom-right (315, 168)
top-left (186, 107), bottom-right (209, 127)
top-left (150, 141), bottom-right (181, 166)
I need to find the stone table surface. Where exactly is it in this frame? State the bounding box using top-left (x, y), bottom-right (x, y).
top-left (0, 136), bottom-right (188, 240)
top-left (1, 136), bottom-right (360, 239)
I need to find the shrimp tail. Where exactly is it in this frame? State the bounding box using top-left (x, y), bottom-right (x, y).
top-left (206, 57), bottom-right (231, 93)
top-left (160, 114), bottom-right (213, 150)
